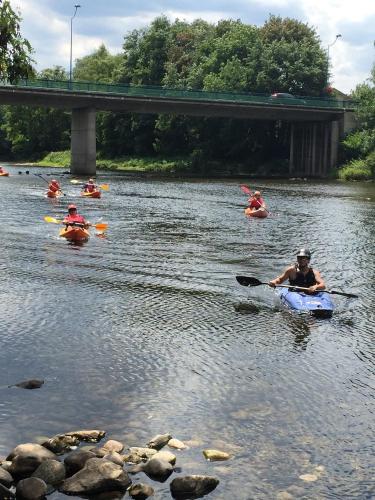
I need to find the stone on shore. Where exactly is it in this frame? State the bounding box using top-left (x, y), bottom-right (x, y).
top-left (64, 450), bottom-right (97, 476)
top-left (7, 444), bottom-right (57, 478)
top-left (0, 467), bottom-right (13, 488)
top-left (64, 430), bottom-right (106, 443)
top-left (102, 440), bottom-right (124, 454)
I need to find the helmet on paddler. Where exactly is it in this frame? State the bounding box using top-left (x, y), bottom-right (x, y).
top-left (296, 248), bottom-right (311, 259)
top-left (253, 190), bottom-right (261, 197)
top-left (68, 204), bottom-right (77, 211)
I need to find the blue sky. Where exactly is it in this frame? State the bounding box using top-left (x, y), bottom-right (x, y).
top-left (11, 0), bottom-right (375, 94)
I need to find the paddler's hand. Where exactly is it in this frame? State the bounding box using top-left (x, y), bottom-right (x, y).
top-left (308, 285), bottom-right (318, 293)
top-left (269, 280), bottom-right (277, 288)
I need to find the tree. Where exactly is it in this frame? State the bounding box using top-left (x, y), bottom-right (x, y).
top-left (0, 0), bottom-right (34, 82)
top-left (74, 44), bottom-right (123, 83)
top-left (257, 15), bottom-right (328, 95)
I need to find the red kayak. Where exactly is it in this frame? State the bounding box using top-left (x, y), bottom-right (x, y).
top-left (245, 207), bottom-right (268, 218)
top-left (0, 171), bottom-right (9, 177)
top-left (81, 190), bottom-right (101, 199)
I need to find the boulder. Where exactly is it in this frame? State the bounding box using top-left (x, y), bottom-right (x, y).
top-left (170, 475), bottom-right (219, 499)
top-left (64, 450), bottom-right (96, 476)
top-left (64, 430), bottom-right (106, 443)
top-left (102, 440), bottom-right (124, 454)
top-left (16, 477), bottom-right (47, 499)
top-left (41, 434), bottom-right (79, 454)
top-left (0, 467), bottom-right (13, 488)
top-left (60, 458), bottom-right (131, 496)
top-left (31, 459), bottom-right (65, 486)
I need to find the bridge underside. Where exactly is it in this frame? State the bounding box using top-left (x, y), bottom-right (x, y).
top-left (289, 121), bottom-right (339, 177)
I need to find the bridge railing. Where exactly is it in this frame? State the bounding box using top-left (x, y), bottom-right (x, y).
top-left (6, 78), bottom-right (357, 110)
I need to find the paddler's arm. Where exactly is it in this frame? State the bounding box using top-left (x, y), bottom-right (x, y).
top-left (308, 270), bottom-right (326, 293)
top-left (269, 267), bottom-right (292, 287)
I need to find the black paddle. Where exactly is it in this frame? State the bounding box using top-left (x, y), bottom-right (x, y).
top-left (35, 173), bottom-right (66, 196)
top-left (236, 276), bottom-right (358, 298)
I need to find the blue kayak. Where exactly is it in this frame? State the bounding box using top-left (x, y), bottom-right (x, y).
top-left (277, 288), bottom-right (334, 318)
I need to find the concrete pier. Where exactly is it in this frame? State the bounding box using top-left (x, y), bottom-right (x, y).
top-left (71, 108), bottom-right (96, 176)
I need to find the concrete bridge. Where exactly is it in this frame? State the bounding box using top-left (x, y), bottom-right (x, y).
top-left (0, 79), bottom-right (357, 177)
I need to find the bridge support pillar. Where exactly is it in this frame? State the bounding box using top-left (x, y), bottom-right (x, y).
top-left (71, 108), bottom-right (96, 176)
top-left (289, 121), bottom-right (340, 177)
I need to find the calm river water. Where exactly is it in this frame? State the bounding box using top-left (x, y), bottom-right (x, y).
top-left (0, 164), bottom-right (374, 499)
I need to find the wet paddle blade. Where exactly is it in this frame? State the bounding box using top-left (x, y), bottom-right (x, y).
top-left (94, 223), bottom-right (108, 230)
top-left (236, 276), bottom-right (263, 287)
top-left (330, 290), bottom-right (358, 298)
top-left (240, 185), bottom-right (252, 196)
top-left (99, 184), bottom-right (109, 191)
top-left (44, 216), bottom-right (61, 224)
top-left (70, 179), bottom-right (82, 184)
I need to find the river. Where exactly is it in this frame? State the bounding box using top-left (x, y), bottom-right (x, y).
top-left (0, 163), bottom-right (374, 499)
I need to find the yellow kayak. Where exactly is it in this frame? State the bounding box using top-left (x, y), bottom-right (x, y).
top-left (59, 225), bottom-right (90, 242)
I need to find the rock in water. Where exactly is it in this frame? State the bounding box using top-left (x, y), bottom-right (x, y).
top-left (9, 379), bottom-right (44, 389)
top-left (147, 434), bottom-right (172, 450)
top-left (170, 475), bottom-right (219, 499)
top-left (202, 449), bottom-right (231, 461)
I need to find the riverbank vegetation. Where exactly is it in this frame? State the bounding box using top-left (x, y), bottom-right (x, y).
top-left (338, 64), bottom-right (375, 181)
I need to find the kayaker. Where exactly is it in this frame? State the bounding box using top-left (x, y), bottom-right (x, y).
top-left (48, 179), bottom-right (61, 193)
top-left (63, 204), bottom-right (89, 228)
top-left (83, 178), bottom-right (97, 193)
top-left (248, 191), bottom-right (266, 210)
top-left (268, 248), bottom-right (326, 293)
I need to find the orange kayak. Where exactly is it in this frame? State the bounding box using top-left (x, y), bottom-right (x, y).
top-left (47, 190), bottom-right (62, 198)
top-left (245, 207), bottom-right (268, 218)
top-left (59, 225), bottom-right (90, 242)
top-left (81, 190), bottom-right (101, 199)
top-left (0, 171), bottom-right (9, 177)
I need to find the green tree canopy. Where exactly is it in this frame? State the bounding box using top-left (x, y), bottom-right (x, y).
top-left (0, 0), bottom-right (34, 82)
top-left (73, 44), bottom-right (123, 83)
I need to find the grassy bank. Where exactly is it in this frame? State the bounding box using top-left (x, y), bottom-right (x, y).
top-left (34, 151), bottom-right (290, 178)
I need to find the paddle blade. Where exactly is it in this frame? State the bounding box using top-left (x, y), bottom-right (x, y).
top-left (70, 179), bottom-right (82, 184)
top-left (236, 276), bottom-right (263, 287)
top-left (240, 185), bottom-right (252, 196)
top-left (99, 184), bottom-right (109, 191)
top-left (330, 290), bottom-right (358, 298)
top-left (44, 216), bottom-right (61, 224)
top-left (94, 223), bottom-right (108, 230)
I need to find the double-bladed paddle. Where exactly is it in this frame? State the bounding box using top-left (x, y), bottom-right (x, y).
top-left (35, 173), bottom-right (66, 196)
top-left (70, 179), bottom-right (109, 190)
top-left (44, 216), bottom-right (108, 231)
top-left (236, 276), bottom-right (358, 298)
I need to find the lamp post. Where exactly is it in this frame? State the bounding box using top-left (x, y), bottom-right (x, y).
top-left (327, 34), bottom-right (342, 61)
top-left (69, 4), bottom-right (81, 87)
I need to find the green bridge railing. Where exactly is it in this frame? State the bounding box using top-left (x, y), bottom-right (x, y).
top-left (6, 78), bottom-right (356, 110)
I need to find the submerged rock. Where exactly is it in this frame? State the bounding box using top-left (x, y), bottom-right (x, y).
top-left (129, 483), bottom-right (155, 499)
top-left (168, 439), bottom-right (187, 450)
top-left (42, 434), bottom-right (79, 454)
top-left (202, 449), bottom-right (231, 461)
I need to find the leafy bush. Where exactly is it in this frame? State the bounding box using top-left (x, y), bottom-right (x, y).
top-left (338, 158), bottom-right (371, 181)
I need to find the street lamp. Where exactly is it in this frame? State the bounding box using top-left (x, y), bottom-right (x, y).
top-left (69, 4), bottom-right (81, 87)
top-left (327, 34), bottom-right (342, 60)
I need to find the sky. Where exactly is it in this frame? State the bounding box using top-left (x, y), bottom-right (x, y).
top-left (10, 0), bottom-right (375, 94)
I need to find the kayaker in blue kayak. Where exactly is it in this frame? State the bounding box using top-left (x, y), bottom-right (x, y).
top-left (268, 248), bottom-right (326, 293)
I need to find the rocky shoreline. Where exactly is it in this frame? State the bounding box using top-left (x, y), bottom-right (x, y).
top-left (0, 429), bottom-right (227, 499)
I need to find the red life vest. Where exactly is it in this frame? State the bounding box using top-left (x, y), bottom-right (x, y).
top-left (63, 214), bottom-right (86, 224)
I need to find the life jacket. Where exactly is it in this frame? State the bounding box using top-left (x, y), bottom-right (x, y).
top-left (63, 214), bottom-right (86, 225)
top-left (249, 197), bottom-right (264, 209)
top-left (84, 183), bottom-right (95, 193)
top-left (49, 182), bottom-right (60, 192)
top-left (289, 265), bottom-right (316, 288)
